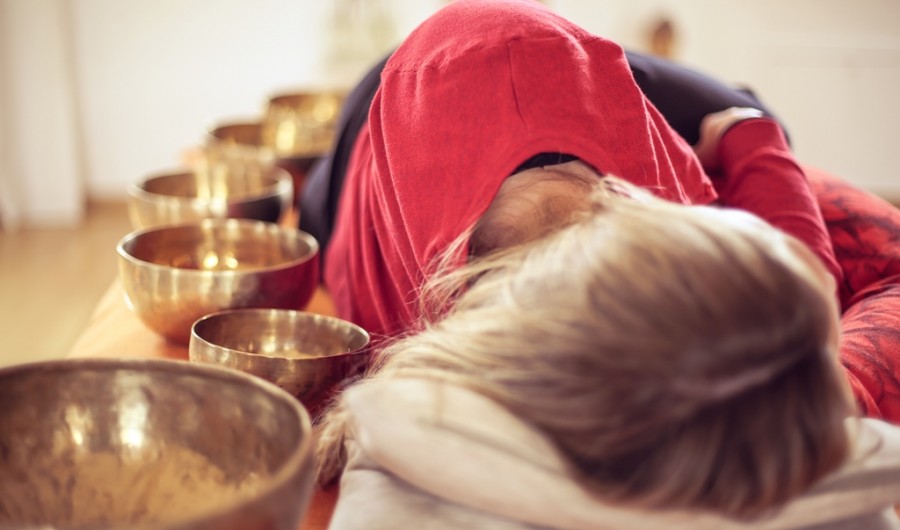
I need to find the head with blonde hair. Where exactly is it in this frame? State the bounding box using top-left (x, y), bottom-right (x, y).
top-left (317, 176), bottom-right (853, 518)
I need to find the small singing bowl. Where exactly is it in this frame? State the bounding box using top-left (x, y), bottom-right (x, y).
top-left (117, 219), bottom-right (320, 345)
top-left (206, 119), bottom-right (311, 206)
top-left (127, 166), bottom-right (293, 229)
top-left (190, 309), bottom-right (370, 417)
top-left (208, 120), bottom-right (266, 147)
top-left (261, 91), bottom-right (345, 159)
top-left (0, 358), bottom-right (315, 530)
top-left (205, 120), bottom-right (276, 166)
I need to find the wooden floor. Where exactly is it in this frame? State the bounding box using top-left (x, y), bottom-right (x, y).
top-left (0, 202), bottom-right (133, 368)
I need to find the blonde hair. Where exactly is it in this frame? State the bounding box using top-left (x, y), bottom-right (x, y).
top-left (317, 178), bottom-right (853, 518)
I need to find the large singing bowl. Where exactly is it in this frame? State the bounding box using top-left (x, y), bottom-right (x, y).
top-left (0, 358), bottom-right (315, 530)
top-left (117, 219), bottom-right (320, 345)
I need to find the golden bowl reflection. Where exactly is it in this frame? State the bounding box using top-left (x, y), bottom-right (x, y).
top-left (0, 358), bottom-right (315, 530)
top-left (190, 309), bottom-right (370, 418)
top-left (261, 91), bottom-right (345, 159)
top-left (117, 219), bottom-right (320, 345)
top-left (127, 166), bottom-right (293, 230)
top-left (205, 120), bottom-right (275, 169)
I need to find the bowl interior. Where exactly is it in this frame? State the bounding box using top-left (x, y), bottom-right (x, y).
top-left (0, 359), bottom-right (312, 529)
top-left (193, 309), bottom-right (369, 359)
top-left (120, 220), bottom-right (317, 271)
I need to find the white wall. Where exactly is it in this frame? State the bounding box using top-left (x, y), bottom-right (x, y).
top-left (554, 0), bottom-right (900, 196)
top-left (68, 0), bottom-right (438, 201)
top-left (69, 0), bottom-right (324, 201)
top-left (0, 0), bottom-right (84, 228)
top-left (0, 0), bottom-right (440, 228)
top-left (741, 0), bottom-right (900, 196)
top-left (1, 0), bottom-right (898, 227)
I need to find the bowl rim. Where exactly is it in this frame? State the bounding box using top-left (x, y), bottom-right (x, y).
top-left (115, 218), bottom-right (320, 274)
top-left (127, 166), bottom-right (292, 205)
top-left (204, 118), bottom-right (271, 147)
top-left (0, 357), bottom-right (314, 528)
top-left (189, 308), bottom-right (371, 362)
top-left (263, 89), bottom-right (347, 108)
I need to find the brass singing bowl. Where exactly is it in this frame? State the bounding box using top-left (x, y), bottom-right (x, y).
top-left (261, 91), bottom-right (345, 159)
top-left (205, 120), bottom-right (276, 167)
top-left (0, 358), bottom-right (315, 530)
top-left (117, 219), bottom-right (320, 345)
top-left (190, 309), bottom-right (370, 418)
top-left (127, 166), bottom-right (293, 229)
top-left (206, 119), bottom-right (314, 206)
top-left (208, 120), bottom-right (267, 148)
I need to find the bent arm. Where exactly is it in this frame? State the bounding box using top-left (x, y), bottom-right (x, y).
top-left (712, 118), bottom-right (843, 291)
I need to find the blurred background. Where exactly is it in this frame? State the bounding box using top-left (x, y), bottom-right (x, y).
top-left (2, 0), bottom-right (899, 228)
top-left (0, 0), bottom-right (898, 365)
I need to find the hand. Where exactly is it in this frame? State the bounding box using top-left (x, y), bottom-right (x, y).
top-left (693, 107), bottom-right (764, 173)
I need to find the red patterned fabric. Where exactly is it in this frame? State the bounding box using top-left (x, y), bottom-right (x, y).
top-left (807, 167), bottom-right (900, 422)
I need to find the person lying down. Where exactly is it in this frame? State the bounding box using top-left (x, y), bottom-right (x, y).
top-left (315, 179), bottom-right (900, 530)
top-left (309, 0), bottom-right (900, 420)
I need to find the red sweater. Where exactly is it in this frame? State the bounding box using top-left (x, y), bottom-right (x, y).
top-left (325, 0), bottom-right (716, 341)
top-left (325, 0), bottom-right (839, 344)
top-left (714, 119), bottom-right (843, 297)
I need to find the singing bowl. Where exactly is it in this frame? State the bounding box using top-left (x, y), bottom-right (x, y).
top-left (0, 358), bottom-right (315, 530)
top-left (205, 120), bottom-right (276, 167)
top-left (206, 119), bottom-right (312, 206)
top-left (127, 166), bottom-right (293, 229)
top-left (190, 309), bottom-right (370, 417)
top-left (261, 91), bottom-right (345, 159)
top-left (208, 120), bottom-right (267, 148)
top-left (117, 219), bottom-right (319, 345)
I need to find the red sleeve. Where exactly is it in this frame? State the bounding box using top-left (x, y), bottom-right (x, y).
top-left (713, 118), bottom-right (843, 292)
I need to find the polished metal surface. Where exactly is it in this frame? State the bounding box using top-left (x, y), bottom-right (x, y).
top-left (204, 120), bottom-right (308, 206)
top-left (117, 219), bottom-right (319, 345)
top-left (189, 309), bottom-right (370, 418)
top-left (127, 167), bottom-right (293, 229)
top-left (0, 358), bottom-right (315, 530)
top-left (261, 91), bottom-right (345, 159)
top-left (208, 121), bottom-right (268, 149)
top-left (204, 121), bottom-right (276, 171)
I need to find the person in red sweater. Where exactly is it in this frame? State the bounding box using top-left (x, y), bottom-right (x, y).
top-left (315, 177), bottom-right (900, 529)
top-left (301, 0), bottom-right (899, 421)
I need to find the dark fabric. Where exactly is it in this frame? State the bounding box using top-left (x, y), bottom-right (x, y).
top-left (513, 153), bottom-right (580, 174)
top-left (624, 50), bottom-right (780, 145)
